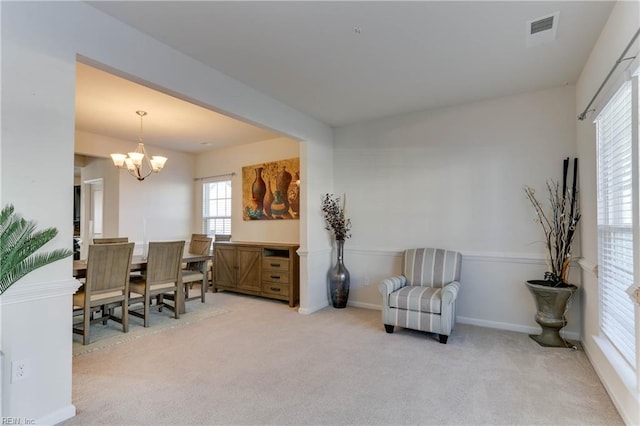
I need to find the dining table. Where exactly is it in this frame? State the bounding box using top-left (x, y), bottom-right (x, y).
top-left (73, 251), bottom-right (212, 314)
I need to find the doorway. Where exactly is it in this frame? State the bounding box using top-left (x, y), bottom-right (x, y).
top-left (82, 178), bottom-right (104, 257)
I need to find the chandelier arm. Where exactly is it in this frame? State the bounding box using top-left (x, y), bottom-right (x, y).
top-left (111, 110), bottom-right (165, 181)
top-left (127, 166), bottom-right (151, 181)
top-left (140, 142), bottom-right (154, 180)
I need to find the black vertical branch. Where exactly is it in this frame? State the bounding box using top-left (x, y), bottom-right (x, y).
top-left (524, 158), bottom-right (581, 286)
top-left (562, 157), bottom-right (569, 198)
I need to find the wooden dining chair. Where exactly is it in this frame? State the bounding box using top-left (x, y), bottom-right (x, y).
top-left (92, 236), bottom-right (144, 278)
top-left (72, 242), bottom-right (135, 345)
top-left (128, 240), bottom-right (185, 327)
top-left (93, 237), bottom-right (129, 244)
top-left (182, 234), bottom-right (213, 303)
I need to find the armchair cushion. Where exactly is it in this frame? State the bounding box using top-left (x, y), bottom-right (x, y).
top-left (389, 286), bottom-right (442, 314)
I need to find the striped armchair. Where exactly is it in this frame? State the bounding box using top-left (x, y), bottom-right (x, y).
top-left (378, 248), bottom-right (462, 344)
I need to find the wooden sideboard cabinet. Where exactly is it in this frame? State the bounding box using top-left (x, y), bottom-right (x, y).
top-left (213, 242), bottom-right (299, 307)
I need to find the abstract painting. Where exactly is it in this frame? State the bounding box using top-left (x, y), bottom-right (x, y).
top-left (242, 157), bottom-right (300, 220)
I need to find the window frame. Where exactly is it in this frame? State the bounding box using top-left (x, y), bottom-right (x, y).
top-left (202, 178), bottom-right (232, 238)
top-left (594, 70), bottom-right (639, 371)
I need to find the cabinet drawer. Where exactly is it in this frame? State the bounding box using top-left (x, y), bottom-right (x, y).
top-left (263, 271), bottom-right (289, 284)
top-left (262, 281), bottom-right (290, 297)
top-left (262, 258), bottom-right (289, 272)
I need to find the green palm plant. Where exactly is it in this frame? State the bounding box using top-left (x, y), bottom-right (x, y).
top-left (0, 204), bottom-right (72, 294)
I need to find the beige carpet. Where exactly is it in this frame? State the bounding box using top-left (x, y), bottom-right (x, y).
top-left (65, 292), bottom-right (623, 425)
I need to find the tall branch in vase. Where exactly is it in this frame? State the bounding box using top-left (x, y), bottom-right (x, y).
top-left (524, 158), bottom-right (581, 286)
top-left (321, 193), bottom-right (352, 241)
top-left (322, 193), bottom-right (352, 308)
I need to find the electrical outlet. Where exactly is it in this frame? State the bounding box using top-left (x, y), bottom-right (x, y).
top-left (11, 359), bottom-right (30, 383)
top-left (364, 276), bottom-right (371, 286)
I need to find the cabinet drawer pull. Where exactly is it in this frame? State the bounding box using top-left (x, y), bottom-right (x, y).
top-left (270, 275), bottom-right (280, 280)
top-left (270, 287), bottom-right (280, 292)
top-left (270, 263), bottom-right (280, 267)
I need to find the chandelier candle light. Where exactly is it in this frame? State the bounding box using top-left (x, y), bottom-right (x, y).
top-left (111, 111), bottom-right (167, 181)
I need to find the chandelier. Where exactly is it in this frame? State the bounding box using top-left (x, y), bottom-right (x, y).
top-left (110, 111), bottom-right (167, 181)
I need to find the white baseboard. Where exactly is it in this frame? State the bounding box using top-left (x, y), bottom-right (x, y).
top-left (347, 301), bottom-right (381, 310)
top-left (302, 300), bottom-right (383, 313)
top-left (298, 301), bottom-right (329, 315)
top-left (320, 305), bottom-right (583, 341)
top-left (584, 335), bottom-right (639, 426)
top-left (457, 316), bottom-right (580, 341)
top-left (36, 403), bottom-right (75, 426)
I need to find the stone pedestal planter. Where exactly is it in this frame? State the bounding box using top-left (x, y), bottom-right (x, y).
top-left (525, 280), bottom-right (576, 347)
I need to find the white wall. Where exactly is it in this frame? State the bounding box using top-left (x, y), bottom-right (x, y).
top-left (1, 2), bottom-right (79, 421)
top-left (194, 126), bottom-right (335, 315)
top-left (334, 85), bottom-right (581, 337)
top-left (195, 137), bottom-right (300, 244)
top-left (0, 1), bottom-right (333, 423)
top-left (117, 148), bottom-right (194, 250)
top-left (575, 1), bottom-right (640, 424)
top-left (77, 128), bottom-right (204, 254)
top-left (298, 131), bottom-right (336, 314)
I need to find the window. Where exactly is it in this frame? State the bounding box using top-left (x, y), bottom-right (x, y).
top-left (203, 179), bottom-right (232, 237)
top-left (595, 79), bottom-right (637, 368)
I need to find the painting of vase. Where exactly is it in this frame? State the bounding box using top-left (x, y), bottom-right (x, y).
top-left (242, 157), bottom-right (300, 221)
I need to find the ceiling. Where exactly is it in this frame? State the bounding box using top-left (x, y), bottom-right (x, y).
top-left (81, 1), bottom-right (616, 153)
top-left (75, 63), bottom-right (284, 154)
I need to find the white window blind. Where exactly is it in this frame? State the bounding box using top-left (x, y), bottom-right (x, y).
top-left (203, 179), bottom-right (232, 237)
top-left (596, 79), bottom-right (637, 367)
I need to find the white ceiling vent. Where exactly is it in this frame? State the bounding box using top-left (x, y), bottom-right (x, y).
top-left (526, 12), bottom-right (560, 47)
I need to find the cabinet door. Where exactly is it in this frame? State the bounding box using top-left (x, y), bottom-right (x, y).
top-left (214, 245), bottom-right (237, 288)
top-left (237, 247), bottom-right (261, 292)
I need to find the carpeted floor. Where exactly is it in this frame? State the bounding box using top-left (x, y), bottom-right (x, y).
top-left (65, 292), bottom-right (623, 425)
top-left (72, 298), bottom-right (229, 357)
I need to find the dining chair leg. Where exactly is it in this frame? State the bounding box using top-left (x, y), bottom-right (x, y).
top-left (174, 291), bottom-right (180, 320)
top-left (122, 300), bottom-right (129, 333)
top-left (184, 283), bottom-right (190, 300)
top-left (144, 294), bottom-right (150, 327)
top-left (209, 263), bottom-right (214, 293)
top-left (101, 306), bottom-right (108, 325)
top-left (83, 306), bottom-right (91, 345)
top-left (157, 294), bottom-right (164, 312)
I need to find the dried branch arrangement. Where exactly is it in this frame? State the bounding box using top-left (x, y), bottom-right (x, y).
top-left (524, 158), bottom-right (581, 286)
top-left (321, 193), bottom-right (352, 241)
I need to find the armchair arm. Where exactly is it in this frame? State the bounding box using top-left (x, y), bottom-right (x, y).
top-left (441, 281), bottom-right (460, 306)
top-left (378, 275), bottom-right (407, 297)
top-left (440, 281), bottom-right (460, 336)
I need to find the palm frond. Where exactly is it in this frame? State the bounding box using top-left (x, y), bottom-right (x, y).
top-left (0, 204), bottom-right (72, 295)
top-left (0, 203), bottom-right (15, 227)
